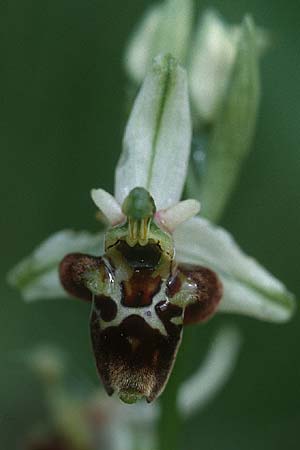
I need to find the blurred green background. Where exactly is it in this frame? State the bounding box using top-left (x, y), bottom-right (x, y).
top-left (1, 0), bottom-right (299, 448)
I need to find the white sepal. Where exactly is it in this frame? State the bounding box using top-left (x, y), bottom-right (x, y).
top-left (219, 278), bottom-right (293, 322)
top-left (7, 230), bottom-right (104, 301)
top-left (174, 217), bottom-right (295, 323)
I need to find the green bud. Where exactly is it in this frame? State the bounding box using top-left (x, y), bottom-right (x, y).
top-left (187, 15), bottom-right (261, 222)
top-left (189, 10), bottom-right (239, 123)
top-left (124, 0), bottom-right (193, 84)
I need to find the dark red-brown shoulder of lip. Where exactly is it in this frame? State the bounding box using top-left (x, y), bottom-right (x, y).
top-left (90, 312), bottom-right (183, 402)
top-left (177, 263), bottom-right (223, 325)
top-left (59, 253), bottom-right (103, 302)
top-left (121, 270), bottom-right (162, 307)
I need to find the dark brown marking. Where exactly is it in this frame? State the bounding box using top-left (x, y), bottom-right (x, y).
top-left (94, 295), bottom-right (118, 322)
top-left (121, 270), bottom-right (162, 307)
top-left (116, 241), bottom-right (162, 269)
top-left (177, 264), bottom-right (223, 325)
top-left (90, 314), bottom-right (182, 402)
top-left (155, 300), bottom-right (183, 336)
top-left (59, 253), bottom-right (102, 302)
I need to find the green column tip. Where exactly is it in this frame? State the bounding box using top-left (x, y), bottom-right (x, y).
top-left (122, 187), bottom-right (156, 220)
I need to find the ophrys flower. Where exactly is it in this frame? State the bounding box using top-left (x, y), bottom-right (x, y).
top-left (8, 54), bottom-right (295, 405)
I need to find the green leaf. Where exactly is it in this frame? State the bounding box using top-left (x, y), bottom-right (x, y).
top-left (190, 16), bottom-right (260, 222)
top-left (189, 10), bottom-right (239, 122)
top-left (115, 54), bottom-right (192, 210)
top-left (174, 217), bottom-right (295, 322)
top-left (7, 230), bottom-right (104, 301)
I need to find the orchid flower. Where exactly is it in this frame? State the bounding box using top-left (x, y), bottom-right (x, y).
top-left (8, 54), bottom-right (294, 406)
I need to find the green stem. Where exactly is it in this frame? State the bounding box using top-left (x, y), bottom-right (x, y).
top-left (157, 352), bottom-right (184, 450)
top-left (158, 383), bottom-right (182, 450)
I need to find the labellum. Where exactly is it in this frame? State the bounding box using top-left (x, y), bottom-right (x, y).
top-left (59, 187), bottom-right (222, 403)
